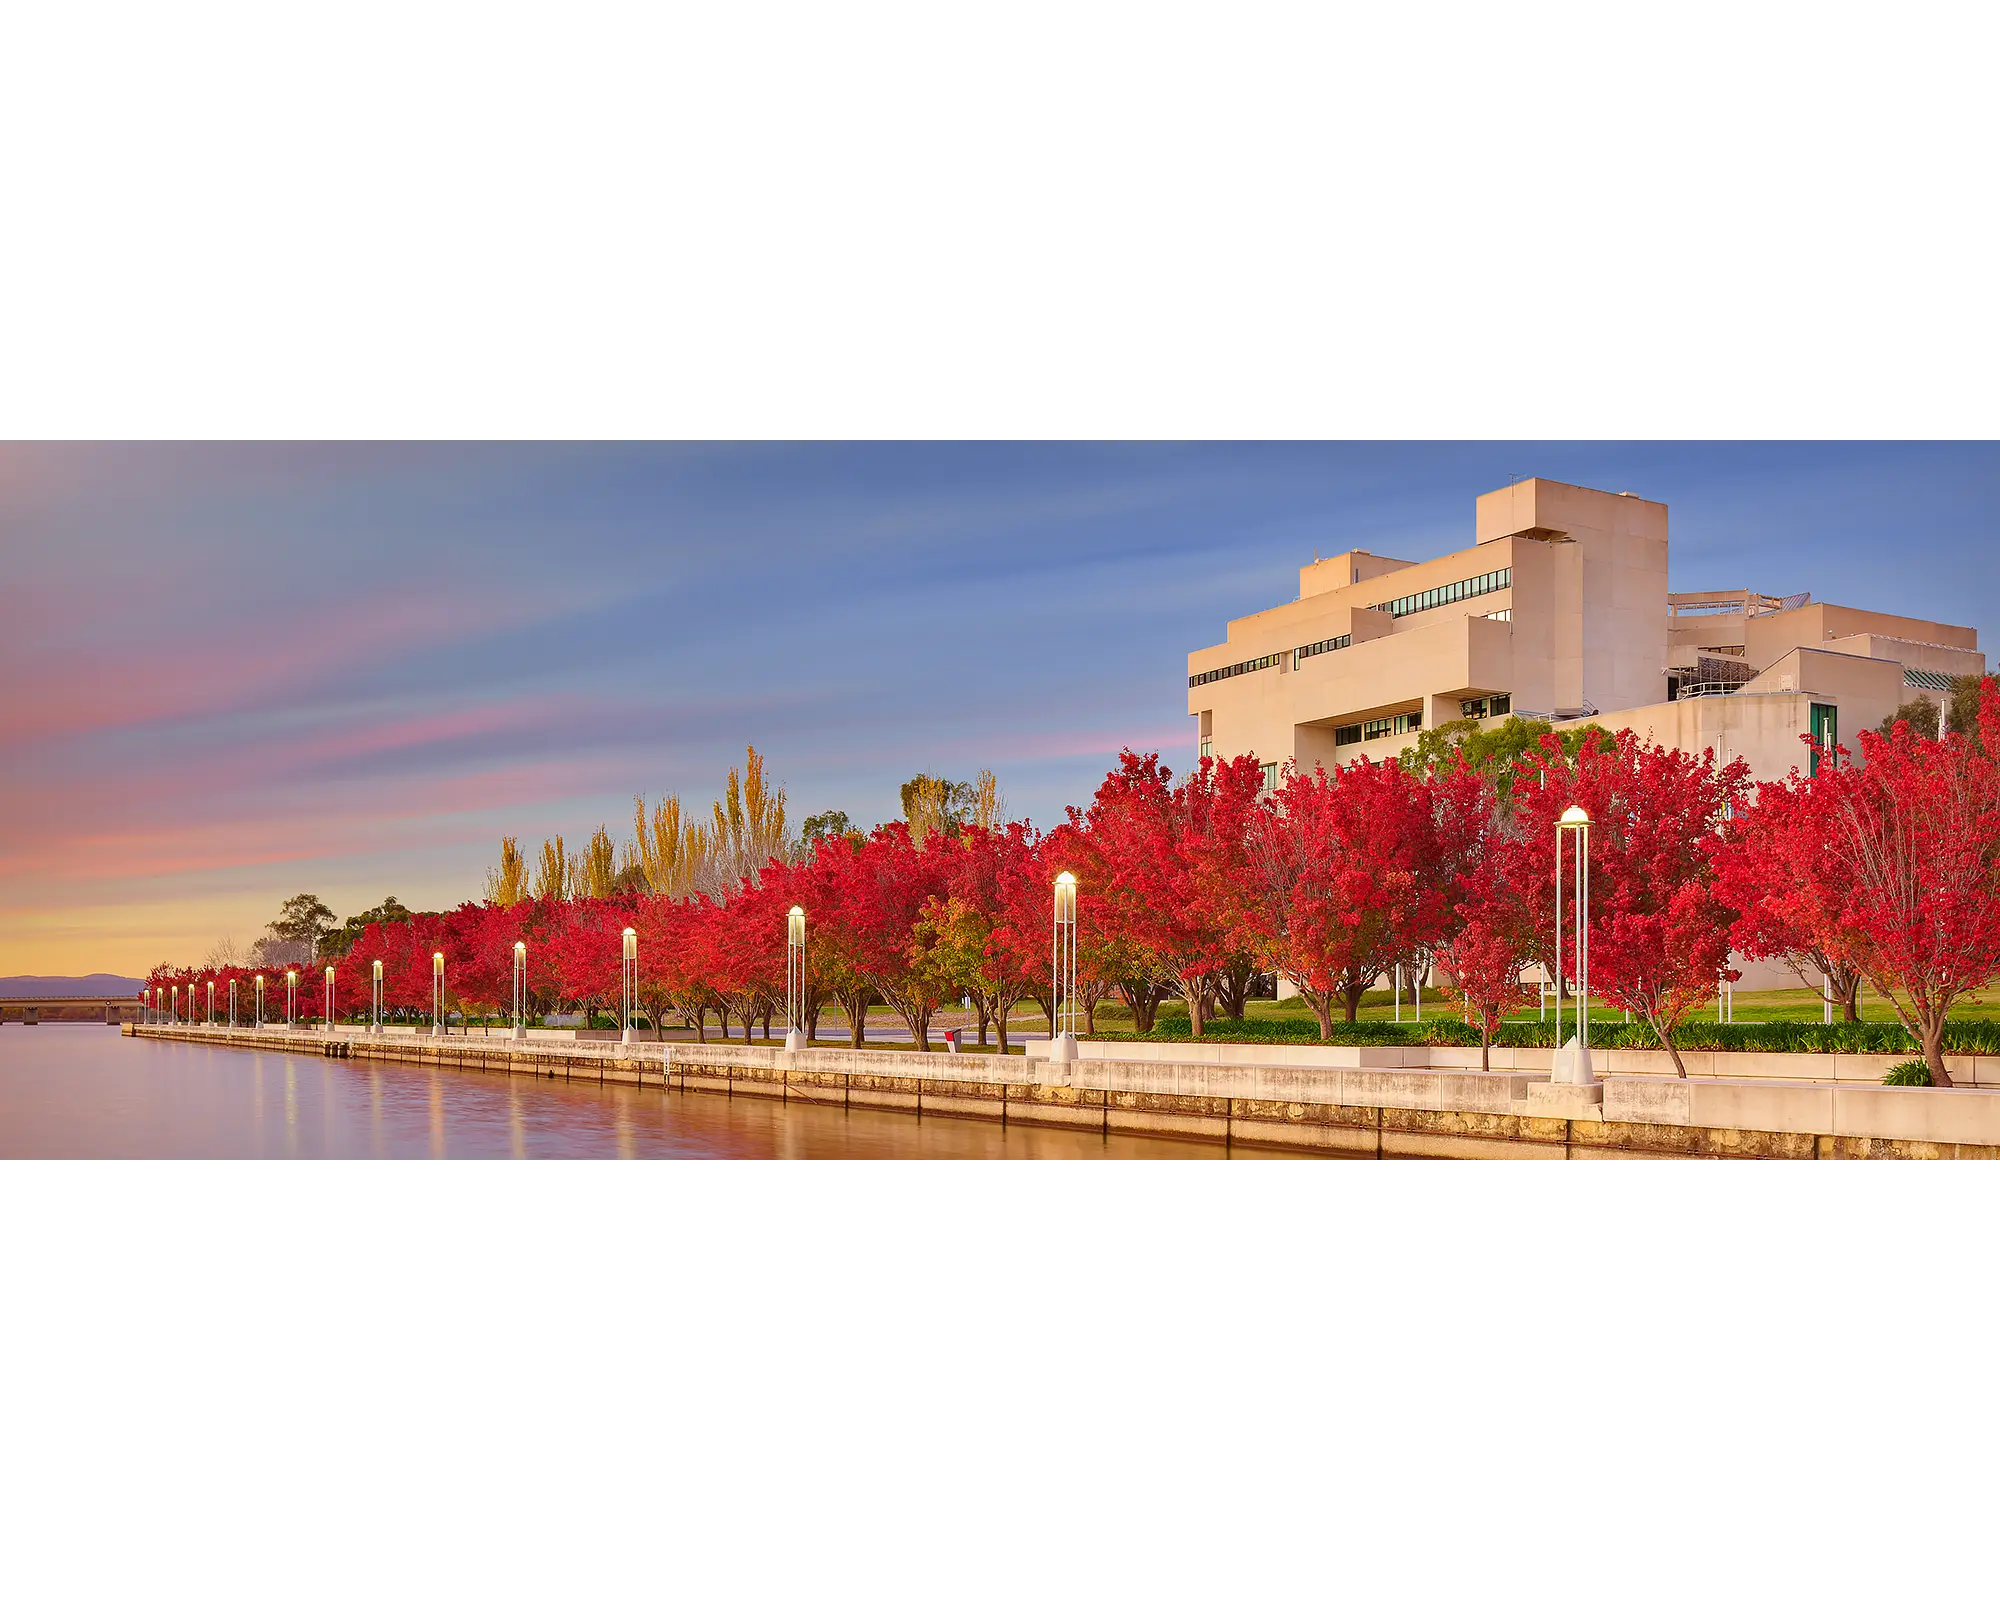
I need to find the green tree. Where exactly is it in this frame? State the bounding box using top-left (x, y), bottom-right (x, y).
top-left (321, 895), bottom-right (411, 961)
top-left (1877, 696), bottom-right (1946, 738)
top-left (1948, 673), bottom-right (1998, 746)
top-left (800, 810), bottom-right (854, 848)
top-left (266, 893), bottom-right (337, 962)
top-left (1405, 715), bottom-right (1611, 795)
top-left (900, 774), bottom-right (974, 844)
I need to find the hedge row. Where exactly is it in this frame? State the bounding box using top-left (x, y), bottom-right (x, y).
top-left (1096, 1014), bottom-right (2000, 1055)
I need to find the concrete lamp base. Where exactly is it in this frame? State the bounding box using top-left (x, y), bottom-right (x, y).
top-left (621, 1028), bottom-right (634, 1046)
top-left (1550, 1036), bottom-right (1594, 1086)
top-left (1050, 1033), bottom-right (1078, 1064)
top-left (784, 1029), bottom-right (806, 1052)
top-left (1526, 1081), bottom-right (1605, 1118)
top-left (512, 1025), bottom-right (526, 1042)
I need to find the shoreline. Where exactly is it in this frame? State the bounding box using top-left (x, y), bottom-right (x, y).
top-left (122, 1024), bottom-right (2000, 1160)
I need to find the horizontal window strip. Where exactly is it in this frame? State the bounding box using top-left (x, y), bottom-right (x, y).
top-left (1292, 633), bottom-right (1352, 668)
top-left (1371, 566), bottom-right (1510, 619)
top-left (1188, 651), bottom-right (1281, 689)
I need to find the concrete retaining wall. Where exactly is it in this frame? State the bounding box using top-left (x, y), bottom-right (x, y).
top-left (1027, 1037), bottom-right (2000, 1087)
top-left (120, 1025), bottom-right (2000, 1159)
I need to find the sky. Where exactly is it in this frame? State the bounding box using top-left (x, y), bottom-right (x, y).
top-left (3, 441), bottom-right (1995, 977)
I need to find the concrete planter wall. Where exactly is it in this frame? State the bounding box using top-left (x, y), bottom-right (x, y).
top-left (1029, 1037), bottom-right (1999, 1088)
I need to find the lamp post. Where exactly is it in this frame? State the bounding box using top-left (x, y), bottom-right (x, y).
top-left (207, 980), bottom-right (214, 1027)
top-left (431, 951), bottom-right (445, 1038)
top-left (229, 978), bottom-right (237, 1029)
top-left (255, 974), bottom-right (265, 1028)
top-left (1553, 804), bottom-right (1593, 1085)
top-left (325, 966), bottom-right (336, 1034)
top-left (513, 942), bottom-right (527, 1041)
top-left (286, 969), bottom-right (298, 1028)
top-left (1051, 871), bottom-right (1079, 1066)
top-left (621, 927), bottom-right (638, 1046)
top-left (371, 959), bottom-right (384, 1034)
top-left (785, 905), bottom-right (806, 1052)
top-left (171, 985), bottom-right (179, 1025)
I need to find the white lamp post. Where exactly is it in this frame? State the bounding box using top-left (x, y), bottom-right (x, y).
top-left (325, 966), bottom-right (336, 1033)
top-left (286, 969), bottom-right (298, 1028)
top-left (371, 959), bottom-right (384, 1034)
top-left (207, 980), bottom-right (215, 1027)
top-left (255, 974), bottom-right (265, 1028)
top-left (172, 985), bottom-right (180, 1025)
top-left (785, 905), bottom-right (806, 1052)
top-left (1051, 871), bottom-right (1079, 1065)
top-left (621, 927), bottom-right (638, 1046)
top-left (513, 942), bottom-right (527, 1042)
top-left (229, 978), bottom-right (237, 1029)
top-left (431, 951), bottom-right (445, 1038)
top-left (1552, 804), bottom-right (1593, 1085)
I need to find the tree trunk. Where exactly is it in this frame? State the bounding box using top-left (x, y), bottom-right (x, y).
top-left (1839, 967), bottom-right (1861, 1023)
top-left (1480, 1024), bottom-right (1491, 1072)
top-left (843, 994), bottom-right (868, 1048)
top-left (1341, 981), bottom-right (1365, 1023)
top-left (1645, 1007), bottom-right (1686, 1078)
top-left (996, 1004), bottom-right (1010, 1054)
top-left (1309, 994), bottom-right (1334, 1040)
top-left (973, 993), bottom-right (990, 1046)
top-left (1184, 974), bottom-right (1204, 1038)
top-left (1923, 1013), bottom-right (1954, 1086)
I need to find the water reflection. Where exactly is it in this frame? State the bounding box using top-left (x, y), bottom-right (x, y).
top-left (0, 1027), bottom-right (1319, 1160)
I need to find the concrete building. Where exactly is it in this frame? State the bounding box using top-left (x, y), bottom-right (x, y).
top-left (1188, 477), bottom-right (1984, 787)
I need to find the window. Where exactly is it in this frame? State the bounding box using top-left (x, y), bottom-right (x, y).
top-left (1189, 651), bottom-right (1281, 688)
top-left (1459, 694), bottom-right (1512, 720)
top-left (1371, 567), bottom-right (1511, 619)
top-left (1354, 710), bottom-right (1424, 742)
top-left (1260, 761), bottom-right (1279, 792)
top-left (1810, 703), bottom-right (1837, 776)
top-left (1293, 633), bottom-right (1352, 669)
top-left (1199, 737), bottom-right (1213, 760)
top-left (1482, 609), bottom-right (1511, 622)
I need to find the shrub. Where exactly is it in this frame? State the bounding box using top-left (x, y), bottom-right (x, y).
top-left (1883, 1060), bottom-right (1934, 1087)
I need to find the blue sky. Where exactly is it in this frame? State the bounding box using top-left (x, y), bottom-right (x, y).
top-left (4, 441), bottom-right (1995, 972)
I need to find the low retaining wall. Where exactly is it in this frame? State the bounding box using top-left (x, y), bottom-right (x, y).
top-left (1034, 1037), bottom-right (2000, 1088)
top-left (120, 1026), bottom-right (2000, 1159)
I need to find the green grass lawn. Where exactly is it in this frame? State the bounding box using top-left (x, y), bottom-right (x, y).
top-left (1080, 983), bottom-right (2000, 1033)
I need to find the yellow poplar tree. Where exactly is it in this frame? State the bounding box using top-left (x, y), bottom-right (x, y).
top-left (485, 836), bottom-right (528, 907)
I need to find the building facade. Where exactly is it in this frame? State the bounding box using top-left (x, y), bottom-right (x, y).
top-left (1188, 478), bottom-right (1984, 786)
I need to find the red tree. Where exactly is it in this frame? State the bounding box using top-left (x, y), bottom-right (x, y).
top-left (1714, 774), bottom-right (1865, 1020)
top-left (1244, 756), bottom-right (1477, 1034)
top-left (1509, 730), bottom-right (1748, 1076)
top-left (1082, 751), bottom-right (1265, 1038)
top-left (1815, 682), bottom-right (2000, 1084)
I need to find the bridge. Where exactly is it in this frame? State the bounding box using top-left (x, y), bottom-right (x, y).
top-left (0, 995), bottom-right (146, 1025)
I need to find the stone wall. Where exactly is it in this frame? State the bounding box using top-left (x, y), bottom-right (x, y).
top-left (121, 1025), bottom-right (2000, 1159)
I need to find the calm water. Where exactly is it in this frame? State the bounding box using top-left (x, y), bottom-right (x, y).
top-left (0, 1025), bottom-right (1306, 1159)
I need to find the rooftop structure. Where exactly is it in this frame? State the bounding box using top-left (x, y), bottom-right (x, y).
top-left (1188, 478), bottom-right (1984, 785)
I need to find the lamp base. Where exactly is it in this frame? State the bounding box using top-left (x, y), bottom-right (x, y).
top-left (513, 1026), bottom-right (526, 1042)
top-left (1050, 1032), bottom-right (1079, 1064)
top-left (1551, 1035), bottom-right (1594, 1085)
top-left (784, 1029), bottom-right (806, 1052)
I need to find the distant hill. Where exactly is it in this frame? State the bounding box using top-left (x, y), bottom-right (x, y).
top-left (0, 975), bottom-right (147, 998)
